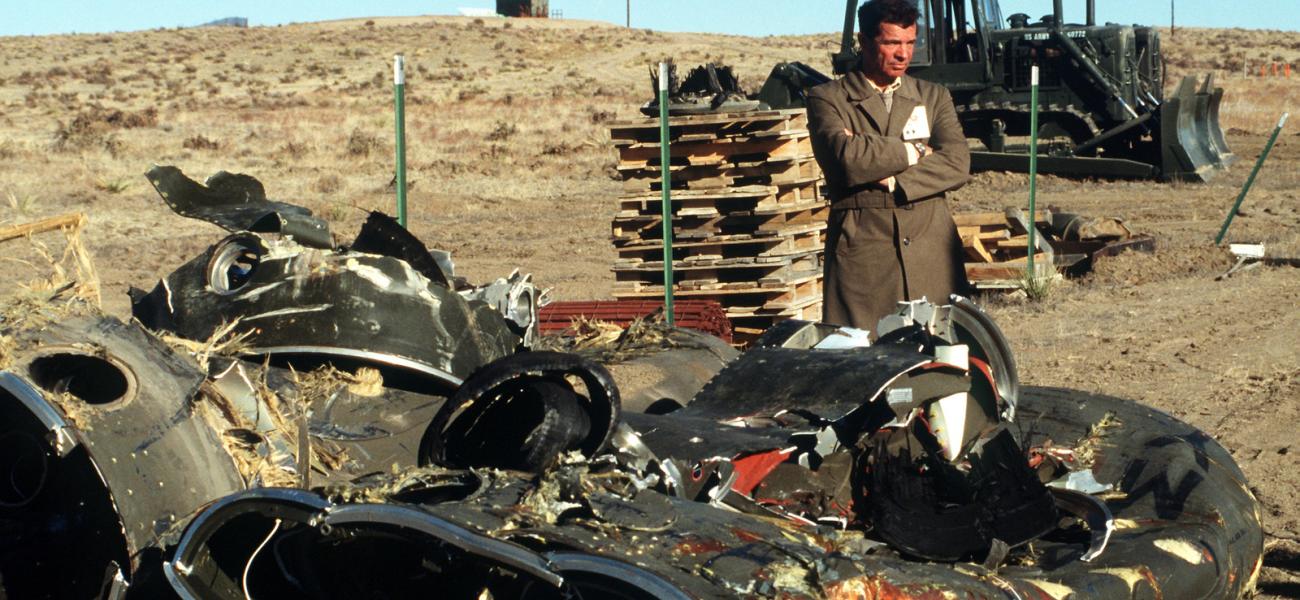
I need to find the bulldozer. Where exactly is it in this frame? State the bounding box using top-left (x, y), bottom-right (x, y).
top-left (757, 0), bottom-right (1235, 182)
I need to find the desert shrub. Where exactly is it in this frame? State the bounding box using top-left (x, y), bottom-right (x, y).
top-left (279, 141), bottom-right (312, 159)
top-left (485, 121), bottom-right (518, 141)
top-left (312, 174), bottom-right (343, 194)
top-left (345, 128), bottom-right (385, 157)
top-left (182, 135), bottom-right (221, 150)
top-left (48, 105), bottom-right (155, 153)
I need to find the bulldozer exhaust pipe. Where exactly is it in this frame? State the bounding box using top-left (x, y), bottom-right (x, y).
top-left (1087, 0), bottom-right (1096, 26)
top-left (833, 0), bottom-right (859, 75)
top-left (1053, 0), bottom-right (1064, 27)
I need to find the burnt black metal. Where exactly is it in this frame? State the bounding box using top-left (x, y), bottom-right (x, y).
top-left (146, 165), bottom-right (333, 248)
top-left (349, 211), bottom-right (450, 287)
top-left (163, 385), bottom-right (1265, 599)
top-left (682, 345), bottom-right (930, 423)
top-left (420, 352), bottom-right (620, 472)
top-left (131, 232), bottom-right (519, 391)
top-left (641, 63), bottom-right (760, 117)
top-left (866, 427), bottom-right (1058, 561)
top-left (755, 61), bottom-right (832, 110)
top-left (0, 315), bottom-right (245, 598)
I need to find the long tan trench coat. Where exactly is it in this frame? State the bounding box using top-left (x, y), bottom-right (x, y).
top-left (807, 70), bottom-right (972, 330)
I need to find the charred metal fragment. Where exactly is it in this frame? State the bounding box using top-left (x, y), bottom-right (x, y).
top-left (349, 211), bottom-right (449, 287)
top-left (204, 357), bottom-right (446, 487)
top-left (419, 351), bottom-right (620, 473)
top-left (146, 165), bottom-right (333, 249)
top-left (167, 384), bottom-right (1269, 600)
top-left (0, 315), bottom-right (245, 598)
top-left (131, 231), bottom-right (519, 391)
top-left (625, 299), bottom-right (1052, 559)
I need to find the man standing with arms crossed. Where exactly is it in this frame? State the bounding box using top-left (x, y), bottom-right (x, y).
top-left (808, 0), bottom-right (971, 331)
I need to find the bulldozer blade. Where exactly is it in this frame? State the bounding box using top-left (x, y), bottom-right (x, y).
top-left (1159, 75), bottom-right (1236, 182)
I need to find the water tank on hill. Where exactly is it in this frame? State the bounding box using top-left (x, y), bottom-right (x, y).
top-left (496, 0), bottom-right (548, 18)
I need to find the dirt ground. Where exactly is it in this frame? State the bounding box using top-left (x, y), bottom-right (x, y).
top-left (0, 16), bottom-right (1297, 597)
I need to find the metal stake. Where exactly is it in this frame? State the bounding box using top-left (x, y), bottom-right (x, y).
top-left (1027, 65), bottom-right (1040, 278)
top-left (1216, 112), bottom-right (1289, 245)
top-left (394, 54), bottom-right (408, 228)
top-left (658, 62), bottom-right (675, 327)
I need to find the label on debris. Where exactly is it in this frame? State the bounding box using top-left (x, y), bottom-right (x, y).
top-left (887, 387), bottom-right (914, 406)
top-left (902, 106), bottom-right (929, 140)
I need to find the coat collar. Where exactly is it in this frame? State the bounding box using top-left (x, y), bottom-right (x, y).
top-left (845, 71), bottom-right (923, 136)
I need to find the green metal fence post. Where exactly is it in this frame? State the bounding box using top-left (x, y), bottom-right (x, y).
top-left (1215, 112), bottom-right (1288, 245)
top-left (1026, 65), bottom-right (1040, 278)
top-left (658, 62), bottom-right (675, 328)
top-left (394, 54), bottom-right (408, 228)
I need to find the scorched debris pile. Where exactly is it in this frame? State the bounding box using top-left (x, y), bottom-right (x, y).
top-left (0, 167), bottom-right (1263, 599)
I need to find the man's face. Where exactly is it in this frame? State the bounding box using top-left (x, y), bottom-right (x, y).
top-left (859, 22), bottom-right (917, 82)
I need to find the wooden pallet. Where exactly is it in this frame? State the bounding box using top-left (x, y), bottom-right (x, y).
top-left (619, 154), bottom-right (821, 192)
top-left (613, 251), bottom-right (822, 289)
top-left (611, 200), bottom-right (829, 243)
top-left (617, 181), bottom-right (822, 218)
top-left (617, 133), bottom-right (812, 168)
top-left (608, 108), bottom-right (825, 345)
top-left (613, 272), bottom-right (822, 313)
top-left (613, 223), bottom-right (825, 264)
top-left (609, 109), bottom-right (809, 146)
top-left (954, 209), bottom-right (1056, 288)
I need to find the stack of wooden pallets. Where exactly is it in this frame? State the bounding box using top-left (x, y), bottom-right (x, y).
top-left (607, 109), bottom-right (826, 345)
top-left (956, 208), bottom-right (1057, 288)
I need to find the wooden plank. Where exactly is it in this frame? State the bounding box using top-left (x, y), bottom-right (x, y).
top-left (608, 109), bottom-right (808, 144)
top-left (0, 213), bottom-right (86, 243)
top-left (956, 225), bottom-right (1010, 240)
top-left (614, 223), bottom-right (825, 254)
top-left (610, 201), bottom-right (829, 243)
top-left (965, 254), bottom-right (1052, 281)
top-left (617, 135), bottom-right (812, 166)
top-left (962, 235), bottom-right (995, 263)
top-left (616, 181), bottom-right (821, 218)
top-left (995, 236), bottom-right (1030, 249)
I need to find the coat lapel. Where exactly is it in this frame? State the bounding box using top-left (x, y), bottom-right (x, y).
top-left (843, 71), bottom-right (888, 134)
top-left (886, 77), bottom-right (922, 138)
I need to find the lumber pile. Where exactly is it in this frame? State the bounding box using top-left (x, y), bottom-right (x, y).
top-left (955, 209), bottom-right (1059, 288)
top-left (608, 109), bottom-right (825, 346)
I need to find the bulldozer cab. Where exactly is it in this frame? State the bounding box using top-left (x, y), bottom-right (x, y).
top-left (911, 0), bottom-right (1002, 71)
top-left (898, 0), bottom-right (1236, 181)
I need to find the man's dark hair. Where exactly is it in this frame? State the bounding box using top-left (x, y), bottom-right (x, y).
top-left (858, 0), bottom-right (920, 39)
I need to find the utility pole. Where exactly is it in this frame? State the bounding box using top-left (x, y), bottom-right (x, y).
top-left (1171, 0), bottom-right (1175, 38)
top-left (626, 0), bottom-right (630, 27)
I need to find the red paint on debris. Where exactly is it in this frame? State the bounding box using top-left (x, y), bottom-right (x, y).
top-left (672, 536), bottom-right (728, 556)
top-left (730, 448), bottom-right (795, 496)
top-left (538, 300), bottom-right (732, 342)
top-left (731, 527), bottom-right (764, 543)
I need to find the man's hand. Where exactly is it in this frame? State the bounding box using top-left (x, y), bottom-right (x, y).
top-left (843, 128), bottom-right (854, 137)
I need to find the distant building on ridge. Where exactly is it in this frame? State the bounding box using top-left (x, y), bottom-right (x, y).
top-left (199, 17), bottom-right (248, 28)
top-left (496, 0), bottom-right (548, 18)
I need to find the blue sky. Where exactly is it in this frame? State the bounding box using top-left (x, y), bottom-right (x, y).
top-left (2, 0), bottom-right (1297, 37)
